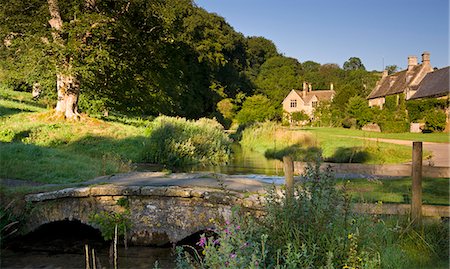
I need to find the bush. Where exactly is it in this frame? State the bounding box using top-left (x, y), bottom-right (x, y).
top-left (291, 111), bottom-right (309, 122)
top-left (141, 116), bottom-right (231, 167)
top-left (424, 109), bottom-right (446, 132)
top-left (378, 120), bottom-right (410, 133)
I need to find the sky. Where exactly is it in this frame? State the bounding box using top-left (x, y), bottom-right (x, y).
top-left (194, 0), bottom-right (449, 71)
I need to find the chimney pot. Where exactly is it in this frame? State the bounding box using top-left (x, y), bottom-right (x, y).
top-left (330, 83), bottom-right (334, 91)
top-left (422, 51), bottom-right (430, 65)
top-left (407, 56), bottom-right (418, 71)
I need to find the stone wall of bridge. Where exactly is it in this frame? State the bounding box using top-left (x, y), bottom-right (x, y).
top-left (24, 185), bottom-right (263, 246)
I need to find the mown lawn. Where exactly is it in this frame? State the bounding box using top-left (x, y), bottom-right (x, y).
top-left (336, 177), bottom-right (449, 206)
top-left (282, 128), bottom-right (417, 164)
top-left (301, 127), bottom-right (449, 143)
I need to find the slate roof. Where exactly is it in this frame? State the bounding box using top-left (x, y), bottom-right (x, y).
top-left (368, 65), bottom-right (423, 99)
top-left (293, 90), bottom-right (335, 103)
top-left (410, 67), bottom-right (450, 100)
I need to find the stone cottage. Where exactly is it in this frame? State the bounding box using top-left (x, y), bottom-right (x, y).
top-left (367, 52), bottom-right (434, 107)
top-left (282, 82), bottom-right (335, 123)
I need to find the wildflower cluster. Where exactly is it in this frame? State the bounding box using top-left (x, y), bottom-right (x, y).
top-left (177, 214), bottom-right (267, 268)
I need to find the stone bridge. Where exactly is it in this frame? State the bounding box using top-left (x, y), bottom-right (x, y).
top-left (24, 185), bottom-right (263, 246)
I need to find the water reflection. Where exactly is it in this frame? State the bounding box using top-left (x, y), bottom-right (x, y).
top-left (193, 143), bottom-right (284, 176)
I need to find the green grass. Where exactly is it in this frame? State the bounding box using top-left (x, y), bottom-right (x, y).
top-left (337, 177), bottom-right (450, 205)
top-left (0, 88), bottom-right (148, 184)
top-left (296, 127), bottom-right (433, 164)
top-left (240, 124), bottom-right (419, 164)
top-left (302, 127), bottom-right (449, 143)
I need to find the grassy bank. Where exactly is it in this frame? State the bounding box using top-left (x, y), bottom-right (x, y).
top-left (239, 123), bottom-right (419, 164)
top-left (0, 85), bottom-right (147, 184)
top-left (301, 127), bottom-right (449, 143)
top-left (337, 177), bottom-right (449, 206)
top-left (0, 88), bottom-right (230, 185)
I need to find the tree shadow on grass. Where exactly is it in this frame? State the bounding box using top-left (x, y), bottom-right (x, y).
top-left (325, 147), bottom-right (371, 163)
top-left (0, 105), bottom-right (35, 117)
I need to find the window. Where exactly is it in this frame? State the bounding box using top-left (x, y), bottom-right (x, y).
top-left (290, 99), bottom-right (297, 108)
top-left (312, 101), bottom-right (318, 108)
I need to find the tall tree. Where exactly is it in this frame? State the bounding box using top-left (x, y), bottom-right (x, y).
top-left (343, 57), bottom-right (366, 71)
top-left (47, 0), bottom-right (80, 119)
top-left (385, 65), bottom-right (399, 75)
top-left (255, 56), bottom-right (302, 104)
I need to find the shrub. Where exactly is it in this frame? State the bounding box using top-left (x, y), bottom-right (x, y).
top-left (346, 96), bottom-right (374, 128)
top-left (424, 109), bottom-right (446, 132)
top-left (291, 111), bottom-right (309, 122)
top-left (141, 116), bottom-right (231, 167)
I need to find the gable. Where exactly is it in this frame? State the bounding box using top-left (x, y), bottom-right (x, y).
top-left (282, 90), bottom-right (304, 105)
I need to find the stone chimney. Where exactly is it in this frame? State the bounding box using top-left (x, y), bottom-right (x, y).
top-left (302, 82), bottom-right (307, 98)
top-left (382, 70), bottom-right (388, 78)
top-left (422, 51), bottom-right (430, 66)
top-left (330, 83), bottom-right (334, 91)
top-left (407, 56), bottom-right (418, 71)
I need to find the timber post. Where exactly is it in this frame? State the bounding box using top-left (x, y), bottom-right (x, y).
top-left (283, 155), bottom-right (294, 198)
top-left (411, 141), bottom-right (423, 225)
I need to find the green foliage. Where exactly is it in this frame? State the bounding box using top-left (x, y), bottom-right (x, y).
top-left (346, 96), bottom-right (374, 128)
top-left (385, 65), bottom-right (399, 75)
top-left (89, 210), bottom-right (131, 241)
top-left (177, 212), bottom-right (267, 268)
top-left (235, 95), bottom-right (280, 124)
top-left (254, 56), bottom-right (302, 104)
top-left (141, 116), bottom-right (231, 167)
top-left (343, 57), bottom-right (366, 71)
top-left (424, 109), bottom-right (447, 132)
top-left (406, 98), bottom-right (448, 122)
top-left (291, 111), bottom-right (309, 122)
top-left (177, 161), bottom-right (449, 269)
top-left (375, 94), bottom-right (410, 133)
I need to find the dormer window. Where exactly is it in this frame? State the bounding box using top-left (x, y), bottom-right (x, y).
top-left (312, 101), bottom-right (318, 107)
top-left (290, 99), bottom-right (297, 108)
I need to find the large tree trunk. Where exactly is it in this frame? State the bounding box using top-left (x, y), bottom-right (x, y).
top-left (48, 0), bottom-right (80, 120)
top-left (55, 73), bottom-right (80, 119)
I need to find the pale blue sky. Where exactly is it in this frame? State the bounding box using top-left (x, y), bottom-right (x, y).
top-left (194, 0), bottom-right (449, 71)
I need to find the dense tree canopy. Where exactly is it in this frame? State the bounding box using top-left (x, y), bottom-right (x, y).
top-left (1, 1), bottom-right (381, 126)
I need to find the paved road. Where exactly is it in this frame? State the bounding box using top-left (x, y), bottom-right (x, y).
top-left (350, 137), bottom-right (450, 167)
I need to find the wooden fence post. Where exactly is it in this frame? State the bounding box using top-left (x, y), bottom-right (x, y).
top-left (283, 156), bottom-right (294, 198)
top-left (411, 141), bottom-right (422, 225)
